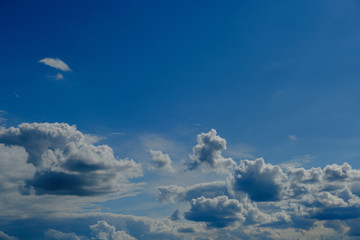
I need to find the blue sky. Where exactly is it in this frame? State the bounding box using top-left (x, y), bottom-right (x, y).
top-left (2, 1), bottom-right (360, 239)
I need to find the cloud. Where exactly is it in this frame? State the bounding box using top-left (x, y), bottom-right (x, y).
top-left (184, 195), bottom-right (276, 228)
top-left (149, 150), bottom-right (174, 172)
top-left (184, 195), bottom-right (244, 228)
top-left (188, 129), bottom-right (236, 173)
top-left (45, 229), bottom-right (87, 240)
top-left (288, 134), bottom-right (297, 141)
top-left (39, 58), bottom-right (71, 71)
top-left (0, 122), bottom-right (142, 196)
top-left (90, 221), bottom-right (137, 240)
top-left (232, 158), bottom-right (288, 201)
top-left (0, 231), bottom-right (18, 240)
top-left (55, 73), bottom-right (64, 80)
top-left (0, 144), bottom-right (35, 192)
top-left (158, 181), bottom-right (230, 204)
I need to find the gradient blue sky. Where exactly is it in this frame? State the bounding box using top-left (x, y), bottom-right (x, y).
top-left (2, 1), bottom-right (360, 239)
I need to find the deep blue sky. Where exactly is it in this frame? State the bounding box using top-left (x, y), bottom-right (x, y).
top-left (2, 1), bottom-right (360, 169)
top-left (2, 1), bottom-right (360, 239)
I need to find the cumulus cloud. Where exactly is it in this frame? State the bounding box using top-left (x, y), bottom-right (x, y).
top-left (39, 58), bottom-right (71, 71)
top-left (232, 158), bottom-right (288, 201)
top-left (149, 150), bottom-right (173, 172)
top-left (0, 122), bottom-right (142, 196)
top-left (90, 221), bottom-right (137, 240)
top-left (0, 144), bottom-right (35, 192)
top-left (45, 229), bottom-right (87, 240)
top-left (184, 195), bottom-right (276, 228)
top-left (188, 129), bottom-right (235, 173)
top-left (0, 231), bottom-right (18, 240)
top-left (184, 195), bottom-right (244, 228)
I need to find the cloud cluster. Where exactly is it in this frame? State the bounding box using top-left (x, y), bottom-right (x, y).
top-left (188, 129), bottom-right (235, 173)
top-left (0, 122), bottom-right (142, 196)
top-left (159, 152), bottom-right (360, 237)
top-left (149, 150), bottom-right (174, 172)
top-left (39, 58), bottom-right (71, 71)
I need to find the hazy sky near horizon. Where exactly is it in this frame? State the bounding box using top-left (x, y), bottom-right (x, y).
top-left (2, 1), bottom-right (360, 239)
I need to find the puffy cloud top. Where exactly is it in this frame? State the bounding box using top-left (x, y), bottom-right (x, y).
top-left (232, 158), bottom-right (287, 201)
top-left (90, 221), bottom-right (137, 240)
top-left (189, 129), bottom-right (235, 173)
top-left (0, 122), bottom-right (142, 196)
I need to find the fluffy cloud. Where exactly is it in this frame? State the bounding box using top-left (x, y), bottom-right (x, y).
top-left (39, 58), bottom-right (71, 71)
top-left (149, 150), bottom-right (173, 172)
top-left (0, 122), bottom-right (142, 196)
top-left (90, 221), bottom-right (137, 240)
top-left (184, 195), bottom-right (245, 228)
top-left (184, 195), bottom-right (277, 228)
top-left (45, 229), bottom-right (87, 240)
top-left (0, 144), bottom-right (35, 192)
top-left (0, 231), bottom-right (18, 240)
top-left (232, 158), bottom-right (288, 201)
top-left (188, 129), bottom-right (235, 173)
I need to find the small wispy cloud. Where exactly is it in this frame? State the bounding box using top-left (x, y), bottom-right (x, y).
top-left (55, 73), bottom-right (64, 80)
top-left (288, 134), bottom-right (297, 141)
top-left (39, 58), bottom-right (71, 72)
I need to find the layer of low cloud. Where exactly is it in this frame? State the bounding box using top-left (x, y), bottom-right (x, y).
top-left (149, 150), bottom-right (174, 172)
top-left (39, 58), bottom-right (71, 71)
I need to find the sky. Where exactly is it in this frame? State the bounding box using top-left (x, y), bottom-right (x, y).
top-left (2, 0), bottom-right (360, 239)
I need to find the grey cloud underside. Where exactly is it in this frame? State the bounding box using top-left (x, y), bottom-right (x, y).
top-left (0, 122), bottom-right (142, 196)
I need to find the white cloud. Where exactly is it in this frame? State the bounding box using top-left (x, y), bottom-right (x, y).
top-left (149, 150), bottom-right (174, 172)
top-left (90, 220), bottom-right (137, 240)
top-left (39, 58), bottom-right (71, 72)
top-left (0, 122), bottom-right (142, 196)
top-left (45, 229), bottom-right (87, 240)
top-left (188, 129), bottom-right (236, 173)
top-left (232, 158), bottom-right (288, 201)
